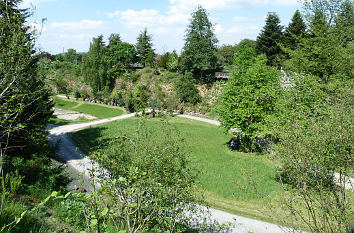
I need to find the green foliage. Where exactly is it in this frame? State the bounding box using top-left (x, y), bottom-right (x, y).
top-left (166, 50), bottom-right (179, 72)
top-left (64, 48), bottom-right (77, 64)
top-left (283, 10), bottom-right (307, 51)
top-left (82, 35), bottom-right (110, 98)
top-left (285, 0), bottom-right (353, 84)
top-left (256, 12), bottom-right (284, 67)
top-left (234, 39), bottom-right (257, 72)
top-left (108, 33), bottom-right (121, 47)
top-left (0, 0), bottom-right (53, 165)
top-left (174, 72), bottom-right (201, 105)
top-left (91, 119), bottom-right (200, 232)
top-left (217, 44), bottom-right (235, 67)
top-left (181, 5), bottom-right (218, 79)
top-left (135, 28), bottom-right (154, 67)
top-left (218, 55), bottom-right (281, 144)
top-left (108, 41), bottom-right (137, 72)
top-left (272, 97), bottom-right (353, 232)
top-left (73, 117), bottom-right (283, 224)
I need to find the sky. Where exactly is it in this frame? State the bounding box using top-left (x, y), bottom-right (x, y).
top-left (21, 0), bottom-right (303, 55)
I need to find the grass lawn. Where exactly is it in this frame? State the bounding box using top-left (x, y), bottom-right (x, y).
top-left (49, 96), bottom-right (125, 124)
top-left (72, 116), bottom-right (286, 224)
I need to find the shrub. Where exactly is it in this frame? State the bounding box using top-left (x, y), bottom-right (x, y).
top-left (91, 119), bottom-right (201, 232)
top-left (174, 72), bottom-right (201, 105)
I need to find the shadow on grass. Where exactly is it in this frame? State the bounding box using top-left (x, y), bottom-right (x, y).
top-left (71, 126), bottom-right (111, 155)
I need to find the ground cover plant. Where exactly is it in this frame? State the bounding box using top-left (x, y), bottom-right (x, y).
top-left (72, 116), bottom-right (287, 225)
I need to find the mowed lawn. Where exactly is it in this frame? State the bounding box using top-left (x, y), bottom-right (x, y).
top-left (72, 116), bottom-right (284, 223)
top-left (50, 96), bottom-right (125, 124)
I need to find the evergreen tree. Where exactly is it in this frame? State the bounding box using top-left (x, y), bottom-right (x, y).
top-left (285, 0), bottom-right (353, 84)
top-left (256, 12), bottom-right (284, 67)
top-left (108, 33), bottom-right (121, 47)
top-left (0, 0), bottom-right (53, 159)
top-left (283, 10), bottom-right (307, 50)
top-left (181, 5), bottom-right (218, 80)
top-left (82, 35), bottom-right (109, 99)
top-left (135, 28), bottom-right (154, 67)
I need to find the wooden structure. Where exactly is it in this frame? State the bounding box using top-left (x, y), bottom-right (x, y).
top-left (214, 72), bottom-right (231, 80)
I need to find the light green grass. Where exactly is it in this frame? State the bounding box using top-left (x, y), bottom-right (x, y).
top-left (52, 96), bottom-right (125, 120)
top-left (72, 116), bottom-right (285, 223)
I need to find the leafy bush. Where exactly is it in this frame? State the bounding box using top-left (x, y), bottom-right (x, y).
top-left (91, 119), bottom-right (201, 232)
top-left (218, 55), bottom-right (280, 151)
top-left (174, 72), bottom-right (201, 105)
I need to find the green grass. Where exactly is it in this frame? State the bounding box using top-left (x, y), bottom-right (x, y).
top-left (52, 96), bottom-right (125, 120)
top-left (72, 116), bottom-right (284, 223)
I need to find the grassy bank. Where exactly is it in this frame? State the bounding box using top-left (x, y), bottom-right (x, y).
top-left (71, 116), bottom-right (285, 224)
top-left (49, 96), bottom-right (125, 125)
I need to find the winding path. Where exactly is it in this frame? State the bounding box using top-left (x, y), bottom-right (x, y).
top-left (48, 106), bottom-right (298, 232)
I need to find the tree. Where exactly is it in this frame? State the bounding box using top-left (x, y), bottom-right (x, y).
top-left (233, 39), bottom-right (256, 70)
top-left (271, 1), bottom-right (354, 231)
top-left (108, 41), bottom-right (137, 72)
top-left (0, 0), bottom-right (53, 178)
top-left (256, 12), bottom-right (284, 67)
top-left (107, 33), bottom-right (121, 47)
top-left (283, 10), bottom-right (307, 50)
top-left (335, 0), bottom-right (354, 45)
top-left (284, 0), bottom-right (353, 84)
top-left (64, 48), bottom-right (77, 64)
top-left (174, 72), bottom-right (201, 105)
top-left (218, 54), bottom-right (280, 151)
top-left (181, 5), bottom-right (218, 80)
top-left (135, 28), bottom-right (154, 67)
top-left (82, 35), bottom-right (109, 99)
top-left (217, 44), bottom-right (234, 67)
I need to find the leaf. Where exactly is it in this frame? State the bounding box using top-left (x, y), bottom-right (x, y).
top-left (90, 218), bottom-right (98, 226)
top-left (100, 207), bottom-right (108, 217)
top-left (64, 191), bottom-right (71, 198)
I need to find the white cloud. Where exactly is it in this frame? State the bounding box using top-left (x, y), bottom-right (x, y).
top-left (59, 33), bottom-right (93, 40)
top-left (214, 24), bottom-right (223, 34)
top-left (273, 0), bottom-right (300, 6)
top-left (234, 16), bottom-right (247, 21)
top-left (50, 20), bottom-right (105, 30)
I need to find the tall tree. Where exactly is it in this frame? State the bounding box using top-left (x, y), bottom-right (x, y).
top-left (108, 41), bottom-right (137, 73)
top-left (0, 0), bottom-right (53, 160)
top-left (64, 48), bottom-right (77, 64)
top-left (108, 33), bottom-right (121, 47)
top-left (285, 0), bottom-right (353, 84)
top-left (82, 35), bottom-right (109, 98)
top-left (256, 12), bottom-right (284, 67)
top-left (283, 10), bottom-right (307, 50)
top-left (135, 28), bottom-right (154, 67)
top-left (181, 5), bottom-right (218, 80)
top-left (218, 53), bottom-right (280, 151)
top-left (217, 44), bottom-right (235, 67)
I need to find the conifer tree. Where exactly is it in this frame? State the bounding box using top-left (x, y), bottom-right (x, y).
top-left (135, 28), bottom-right (154, 67)
top-left (0, 0), bottom-right (53, 159)
top-left (82, 35), bottom-right (109, 98)
top-left (283, 10), bottom-right (307, 50)
top-left (256, 12), bottom-right (284, 67)
top-left (181, 5), bottom-right (218, 80)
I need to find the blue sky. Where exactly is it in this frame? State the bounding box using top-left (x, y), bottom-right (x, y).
top-left (21, 0), bottom-right (303, 54)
